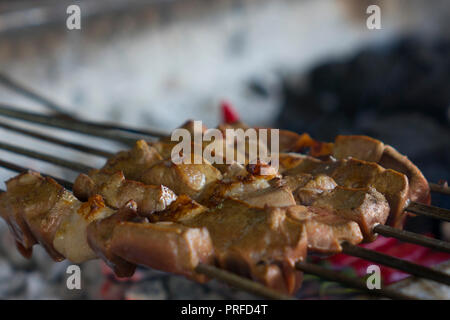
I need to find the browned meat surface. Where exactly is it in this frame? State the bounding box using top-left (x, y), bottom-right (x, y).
top-left (192, 160), bottom-right (293, 208)
top-left (286, 205), bottom-right (363, 253)
top-left (87, 200), bottom-right (139, 277)
top-left (333, 135), bottom-right (385, 162)
top-left (306, 135), bottom-right (430, 207)
top-left (0, 172), bottom-right (118, 263)
top-left (151, 198), bottom-right (307, 294)
top-left (221, 162), bottom-right (249, 179)
top-left (284, 174), bottom-right (338, 205)
top-left (379, 145), bottom-right (431, 205)
top-left (283, 172), bottom-right (387, 240)
top-left (281, 172), bottom-right (315, 191)
top-left (0, 172), bottom-right (215, 282)
top-left (284, 155), bottom-right (408, 228)
top-left (74, 170), bottom-right (177, 215)
top-left (0, 191), bottom-right (36, 258)
top-left (0, 172), bottom-right (73, 260)
top-left (273, 133), bottom-right (430, 210)
top-left (279, 153), bottom-right (305, 173)
top-left (197, 171), bottom-right (292, 208)
top-left (241, 186), bottom-right (296, 208)
top-left (150, 194), bottom-right (207, 222)
top-left (152, 120), bottom-right (227, 162)
top-left (53, 195), bottom-right (116, 263)
top-left (141, 159), bottom-right (222, 198)
top-left (110, 221), bottom-right (214, 282)
top-left (308, 187), bottom-right (389, 241)
top-left (100, 140), bottom-right (162, 180)
top-left (170, 122), bottom-right (428, 214)
top-left (0, 123), bottom-right (430, 295)
top-left (219, 123), bottom-right (332, 154)
top-left (332, 135), bottom-right (430, 206)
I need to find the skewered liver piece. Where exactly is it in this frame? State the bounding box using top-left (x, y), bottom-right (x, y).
top-left (0, 171), bottom-right (77, 261)
top-left (283, 173), bottom-right (338, 205)
top-left (255, 129), bottom-right (429, 209)
top-left (333, 135), bottom-right (430, 205)
top-left (80, 132), bottom-right (392, 238)
top-left (281, 173), bottom-right (388, 241)
top-left (0, 172), bottom-right (304, 292)
top-left (197, 162), bottom-right (294, 208)
top-left (100, 139), bottom-right (162, 181)
top-left (283, 155), bottom-right (409, 228)
top-left (110, 221), bottom-right (214, 283)
top-left (140, 159), bottom-right (222, 198)
top-left (74, 170), bottom-right (177, 214)
top-left (285, 205), bottom-right (363, 253)
top-left (148, 194), bottom-right (366, 291)
top-left (150, 198), bottom-right (308, 294)
top-left (0, 120), bottom-right (431, 295)
top-left (80, 136), bottom-right (223, 199)
top-left (0, 172), bottom-right (214, 280)
top-left (161, 122), bottom-right (429, 210)
top-left (0, 170), bottom-right (378, 294)
top-left (0, 172), bottom-right (116, 263)
top-left (308, 186), bottom-right (389, 241)
top-left (379, 145), bottom-right (430, 205)
top-left (52, 194), bottom-right (116, 263)
top-left (292, 134), bottom-right (430, 206)
top-left (87, 200), bottom-right (139, 277)
top-left (73, 139), bottom-right (180, 213)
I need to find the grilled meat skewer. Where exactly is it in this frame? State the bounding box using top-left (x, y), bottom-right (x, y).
top-left (0, 172), bottom-right (214, 279)
top-left (278, 133), bottom-right (430, 206)
top-left (0, 171), bottom-right (117, 263)
top-left (0, 171), bottom-right (308, 293)
top-left (73, 121), bottom-right (425, 230)
top-left (74, 139), bottom-right (223, 204)
top-left (75, 170), bottom-right (177, 213)
top-left (219, 121), bottom-right (429, 207)
top-left (0, 170), bottom-right (371, 294)
top-left (0, 120), bottom-right (434, 295)
top-left (282, 155), bottom-right (409, 228)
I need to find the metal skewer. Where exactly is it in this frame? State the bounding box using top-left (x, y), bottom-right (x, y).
top-left (429, 182), bottom-right (450, 196)
top-left (0, 104), bottom-right (168, 142)
top-left (0, 105), bottom-right (137, 146)
top-left (341, 242), bottom-right (450, 286)
top-left (0, 73), bottom-right (169, 138)
top-left (0, 141), bottom-right (93, 174)
top-left (295, 262), bottom-right (416, 300)
top-left (0, 120), bottom-right (114, 158)
top-left (373, 224), bottom-right (450, 253)
top-left (406, 202), bottom-right (450, 222)
top-left (195, 264), bottom-right (294, 300)
top-left (0, 73), bottom-right (70, 115)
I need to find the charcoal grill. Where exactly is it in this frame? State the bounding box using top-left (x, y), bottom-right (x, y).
top-left (0, 74), bottom-right (449, 300)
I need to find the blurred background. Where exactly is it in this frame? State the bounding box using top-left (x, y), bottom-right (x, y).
top-left (0, 0), bottom-right (449, 299)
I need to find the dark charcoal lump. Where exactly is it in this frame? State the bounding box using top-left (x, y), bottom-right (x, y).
top-left (277, 36), bottom-right (450, 235)
top-left (279, 37), bottom-right (450, 136)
